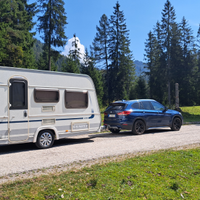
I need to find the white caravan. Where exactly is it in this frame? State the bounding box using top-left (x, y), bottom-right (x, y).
top-left (0, 66), bottom-right (101, 148)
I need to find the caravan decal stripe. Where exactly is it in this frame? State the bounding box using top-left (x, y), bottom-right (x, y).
top-left (89, 114), bottom-right (94, 119)
top-left (56, 117), bottom-right (83, 121)
top-left (0, 120), bottom-right (42, 124)
top-left (29, 120), bottom-right (42, 123)
top-left (0, 114), bottom-right (95, 124)
top-left (56, 114), bottom-right (94, 121)
top-left (0, 122), bottom-right (8, 124)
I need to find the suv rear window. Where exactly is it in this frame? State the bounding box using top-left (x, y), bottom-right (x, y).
top-left (106, 103), bottom-right (127, 111)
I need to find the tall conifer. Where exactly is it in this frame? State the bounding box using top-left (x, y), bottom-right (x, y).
top-left (145, 0), bottom-right (199, 106)
top-left (145, 31), bottom-right (156, 99)
top-left (0, 0), bottom-right (37, 68)
top-left (109, 2), bottom-right (135, 101)
top-left (69, 34), bottom-right (82, 62)
top-left (82, 49), bottom-right (104, 107)
top-left (37, 0), bottom-right (67, 71)
top-left (178, 17), bottom-right (194, 105)
top-left (92, 14), bottom-right (110, 104)
top-left (196, 25), bottom-right (200, 103)
top-left (37, 44), bottom-right (57, 71)
top-left (161, 0), bottom-right (177, 107)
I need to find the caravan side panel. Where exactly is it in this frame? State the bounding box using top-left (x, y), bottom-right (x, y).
top-left (0, 85), bottom-right (8, 144)
top-left (0, 66), bottom-right (101, 147)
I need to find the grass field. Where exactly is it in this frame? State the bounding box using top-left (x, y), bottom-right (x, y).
top-left (1, 148), bottom-right (200, 199)
top-left (100, 107), bottom-right (106, 125)
top-left (180, 106), bottom-right (200, 122)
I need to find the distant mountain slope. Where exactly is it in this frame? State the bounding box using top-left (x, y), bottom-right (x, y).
top-left (33, 39), bottom-right (148, 76)
top-left (33, 39), bottom-right (65, 70)
top-left (33, 39), bottom-right (44, 61)
top-left (134, 60), bottom-right (148, 76)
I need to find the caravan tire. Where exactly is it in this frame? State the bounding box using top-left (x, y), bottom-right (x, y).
top-left (36, 130), bottom-right (55, 149)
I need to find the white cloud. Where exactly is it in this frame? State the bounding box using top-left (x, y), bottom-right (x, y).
top-left (188, 20), bottom-right (199, 28)
top-left (61, 37), bottom-right (85, 63)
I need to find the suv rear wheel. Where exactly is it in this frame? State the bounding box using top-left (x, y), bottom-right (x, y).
top-left (132, 120), bottom-right (145, 135)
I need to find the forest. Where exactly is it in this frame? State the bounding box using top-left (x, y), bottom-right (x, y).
top-left (0, 0), bottom-right (200, 107)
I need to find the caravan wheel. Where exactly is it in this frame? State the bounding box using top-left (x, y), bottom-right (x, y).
top-left (36, 130), bottom-right (54, 149)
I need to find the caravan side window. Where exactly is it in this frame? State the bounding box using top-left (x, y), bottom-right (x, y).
top-left (34, 89), bottom-right (59, 103)
top-left (9, 79), bottom-right (28, 110)
top-left (65, 90), bottom-right (88, 109)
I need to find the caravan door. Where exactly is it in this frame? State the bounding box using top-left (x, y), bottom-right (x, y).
top-left (8, 78), bottom-right (29, 142)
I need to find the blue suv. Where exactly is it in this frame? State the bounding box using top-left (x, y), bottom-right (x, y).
top-left (104, 99), bottom-right (183, 134)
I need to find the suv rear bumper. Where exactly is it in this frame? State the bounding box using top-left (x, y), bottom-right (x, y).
top-left (104, 122), bottom-right (132, 131)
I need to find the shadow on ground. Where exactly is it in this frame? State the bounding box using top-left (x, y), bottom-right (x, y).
top-left (0, 137), bottom-right (94, 155)
top-left (89, 128), bottom-right (172, 139)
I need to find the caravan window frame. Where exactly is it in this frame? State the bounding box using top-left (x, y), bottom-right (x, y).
top-left (34, 89), bottom-right (60, 103)
top-left (65, 90), bottom-right (88, 109)
top-left (9, 79), bottom-right (28, 110)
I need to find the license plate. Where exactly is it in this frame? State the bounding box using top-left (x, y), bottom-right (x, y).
top-left (109, 114), bottom-right (116, 118)
top-left (72, 122), bottom-right (89, 130)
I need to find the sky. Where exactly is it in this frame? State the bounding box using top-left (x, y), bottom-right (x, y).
top-left (31, 0), bottom-right (200, 62)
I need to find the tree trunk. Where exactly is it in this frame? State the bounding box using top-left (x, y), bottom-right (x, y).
top-left (48, 0), bottom-right (52, 71)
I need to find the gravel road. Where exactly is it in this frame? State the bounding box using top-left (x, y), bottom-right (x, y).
top-left (0, 125), bottom-right (200, 183)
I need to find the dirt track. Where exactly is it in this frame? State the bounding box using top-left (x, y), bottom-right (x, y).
top-left (0, 124), bottom-right (200, 184)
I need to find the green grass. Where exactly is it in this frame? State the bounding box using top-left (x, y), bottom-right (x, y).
top-left (100, 106), bottom-right (107, 125)
top-left (1, 148), bottom-right (200, 199)
top-left (180, 106), bottom-right (200, 122)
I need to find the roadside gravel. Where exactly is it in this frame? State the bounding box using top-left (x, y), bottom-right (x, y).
top-left (0, 124), bottom-right (200, 184)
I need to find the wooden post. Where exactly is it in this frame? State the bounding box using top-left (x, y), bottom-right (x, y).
top-left (175, 83), bottom-right (179, 109)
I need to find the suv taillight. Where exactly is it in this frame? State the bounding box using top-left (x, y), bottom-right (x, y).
top-left (117, 111), bottom-right (131, 116)
top-left (104, 112), bottom-right (108, 116)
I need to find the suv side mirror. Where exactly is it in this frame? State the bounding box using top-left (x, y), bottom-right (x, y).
top-left (163, 107), bottom-right (168, 112)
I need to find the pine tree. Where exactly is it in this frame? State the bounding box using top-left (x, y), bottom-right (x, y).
top-left (178, 17), bottom-right (195, 105)
top-left (92, 14), bottom-right (110, 103)
top-left (69, 34), bottom-right (82, 62)
top-left (61, 56), bottom-right (80, 73)
top-left (21, 0), bottom-right (37, 68)
top-left (0, 0), bottom-right (37, 68)
top-left (68, 34), bottom-right (82, 72)
top-left (82, 49), bottom-right (104, 107)
top-left (109, 2), bottom-right (135, 101)
top-left (153, 22), bottom-right (167, 103)
top-left (129, 84), bottom-right (137, 100)
top-left (37, 0), bottom-right (67, 71)
top-left (81, 48), bottom-right (90, 74)
top-left (194, 25), bottom-right (200, 104)
top-left (135, 76), bottom-right (147, 99)
top-left (37, 44), bottom-right (57, 71)
top-left (144, 31), bottom-right (156, 99)
top-left (0, 21), bottom-right (8, 64)
top-left (161, 0), bottom-right (177, 107)
top-left (144, 0), bottom-right (199, 106)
